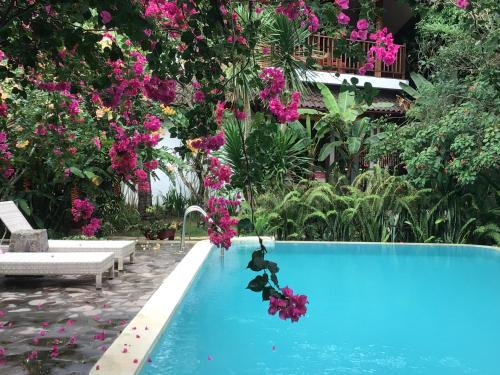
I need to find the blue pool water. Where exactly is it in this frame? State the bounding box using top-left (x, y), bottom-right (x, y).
top-left (141, 242), bottom-right (500, 375)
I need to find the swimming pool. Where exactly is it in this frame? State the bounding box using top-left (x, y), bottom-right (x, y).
top-left (96, 241), bottom-right (500, 374)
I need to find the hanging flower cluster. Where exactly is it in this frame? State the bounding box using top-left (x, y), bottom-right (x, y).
top-left (143, 1), bottom-right (195, 31)
top-left (143, 76), bottom-right (176, 105)
top-left (358, 27), bottom-right (400, 75)
top-left (268, 286), bottom-right (308, 322)
top-left (71, 198), bottom-right (101, 237)
top-left (206, 196), bottom-right (240, 249)
top-left (101, 48), bottom-right (173, 192)
top-left (259, 68), bottom-right (300, 123)
top-left (275, 1), bottom-right (319, 32)
top-left (350, 18), bottom-right (369, 41)
top-left (204, 157), bottom-right (232, 190)
top-left (334, 0), bottom-right (350, 25)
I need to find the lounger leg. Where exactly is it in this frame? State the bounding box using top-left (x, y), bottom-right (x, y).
top-left (118, 257), bottom-right (124, 271)
top-left (108, 266), bottom-right (114, 279)
top-left (96, 273), bottom-right (102, 290)
top-left (130, 252), bottom-right (135, 264)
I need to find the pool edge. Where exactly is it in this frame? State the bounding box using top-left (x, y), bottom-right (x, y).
top-left (89, 236), bottom-right (274, 375)
top-left (89, 239), bottom-right (212, 375)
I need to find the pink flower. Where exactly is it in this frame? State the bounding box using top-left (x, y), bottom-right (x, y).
top-left (68, 99), bottom-right (80, 115)
top-left (66, 319), bottom-right (74, 327)
top-left (207, 355), bottom-right (213, 361)
top-left (100, 10), bottom-right (112, 24)
top-left (233, 109), bottom-right (247, 121)
top-left (193, 90), bottom-right (205, 103)
top-left (41, 321), bottom-right (49, 327)
top-left (337, 12), bottom-right (350, 25)
top-left (356, 18), bottom-right (369, 30)
top-left (50, 345), bottom-right (59, 358)
top-left (456, 0), bottom-right (469, 8)
top-left (268, 286), bottom-right (308, 322)
top-left (27, 350), bottom-right (38, 361)
top-left (259, 67), bottom-right (286, 101)
top-left (0, 102), bottom-right (7, 117)
top-left (335, 0), bottom-right (349, 10)
top-left (143, 114), bottom-right (161, 132)
top-left (93, 331), bottom-right (106, 341)
top-left (143, 76), bottom-right (176, 105)
top-left (93, 137), bottom-right (102, 150)
top-left (71, 198), bottom-right (95, 222)
top-left (82, 218), bottom-right (101, 237)
top-left (69, 335), bottom-right (77, 345)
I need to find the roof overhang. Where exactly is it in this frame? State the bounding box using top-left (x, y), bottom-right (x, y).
top-left (300, 70), bottom-right (409, 91)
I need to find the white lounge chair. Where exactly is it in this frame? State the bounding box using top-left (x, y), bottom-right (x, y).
top-left (0, 201), bottom-right (136, 271)
top-left (0, 252), bottom-right (115, 289)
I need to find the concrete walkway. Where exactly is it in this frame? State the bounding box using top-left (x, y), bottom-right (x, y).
top-left (0, 241), bottom-right (193, 374)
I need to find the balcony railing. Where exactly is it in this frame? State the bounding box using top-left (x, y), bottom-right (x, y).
top-left (293, 34), bottom-right (406, 79)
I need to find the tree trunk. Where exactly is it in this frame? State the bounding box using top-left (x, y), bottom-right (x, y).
top-left (137, 172), bottom-right (152, 218)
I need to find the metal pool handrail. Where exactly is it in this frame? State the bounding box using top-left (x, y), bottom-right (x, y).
top-left (180, 205), bottom-right (212, 251)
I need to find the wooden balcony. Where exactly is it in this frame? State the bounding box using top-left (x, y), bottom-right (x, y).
top-left (293, 34), bottom-right (406, 80)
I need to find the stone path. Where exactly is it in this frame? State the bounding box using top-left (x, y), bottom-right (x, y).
top-left (0, 242), bottom-right (193, 374)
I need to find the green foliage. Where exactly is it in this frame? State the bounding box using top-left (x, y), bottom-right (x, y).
top-left (218, 114), bottom-right (312, 193)
top-left (244, 167), bottom-right (500, 246)
top-left (370, 1), bottom-right (500, 188)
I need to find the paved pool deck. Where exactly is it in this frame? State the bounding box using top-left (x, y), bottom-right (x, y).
top-left (0, 241), bottom-right (193, 375)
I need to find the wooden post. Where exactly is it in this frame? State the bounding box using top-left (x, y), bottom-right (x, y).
top-left (374, 0), bottom-right (384, 77)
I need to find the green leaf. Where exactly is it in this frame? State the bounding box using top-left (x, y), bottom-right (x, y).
top-left (84, 170), bottom-right (96, 179)
top-left (298, 108), bottom-right (324, 116)
top-left (16, 199), bottom-right (31, 216)
top-left (400, 82), bottom-right (419, 98)
top-left (318, 141), bottom-right (342, 162)
top-left (317, 82), bottom-right (338, 114)
top-left (246, 274), bottom-right (268, 292)
top-left (347, 137), bottom-right (362, 155)
top-left (70, 167), bottom-right (85, 178)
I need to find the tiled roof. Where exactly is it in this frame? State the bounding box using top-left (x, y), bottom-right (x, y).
top-left (299, 87), bottom-right (406, 115)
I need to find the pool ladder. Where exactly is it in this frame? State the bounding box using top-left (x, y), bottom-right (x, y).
top-left (180, 205), bottom-right (213, 251)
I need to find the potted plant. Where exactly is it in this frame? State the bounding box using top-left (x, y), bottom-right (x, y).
top-left (158, 222), bottom-right (177, 240)
top-left (141, 221), bottom-right (158, 240)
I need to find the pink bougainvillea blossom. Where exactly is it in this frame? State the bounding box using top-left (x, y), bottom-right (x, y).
top-left (335, 0), bottom-right (349, 10)
top-left (143, 114), bottom-right (161, 132)
top-left (82, 217), bottom-right (101, 237)
top-left (0, 102), bottom-right (7, 117)
top-left (100, 10), bottom-right (112, 24)
top-left (259, 67), bottom-right (286, 101)
top-left (204, 157), bottom-right (232, 189)
top-left (456, 0), bottom-right (469, 8)
top-left (337, 12), bottom-right (350, 25)
top-left (358, 27), bottom-right (400, 74)
top-left (71, 198), bottom-right (95, 222)
top-left (68, 99), bottom-right (80, 115)
top-left (268, 286), bottom-right (308, 322)
top-left (69, 335), bottom-right (77, 345)
top-left (93, 137), bottom-right (102, 150)
top-left (143, 76), bottom-right (176, 105)
top-left (276, 1), bottom-right (319, 32)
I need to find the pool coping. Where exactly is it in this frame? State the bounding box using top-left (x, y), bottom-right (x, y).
top-left (89, 236), bottom-right (274, 375)
top-left (90, 238), bottom-right (497, 374)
